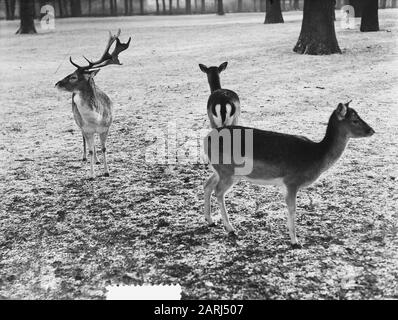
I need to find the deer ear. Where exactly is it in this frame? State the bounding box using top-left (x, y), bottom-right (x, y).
top-left (199, 64), bottom-right (208, 73)
top-left (84, 69), bottom-right (100, 80)
top-left (336, 103), bottom-right (347, 120)
top-left (218, 62), bottom-right (228, 73)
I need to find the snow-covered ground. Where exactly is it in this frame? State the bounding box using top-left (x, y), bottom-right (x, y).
top-left (0, 10), bottom-right (397, 299)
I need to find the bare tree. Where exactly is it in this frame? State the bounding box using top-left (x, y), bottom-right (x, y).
top-left (16, 0), bottom-right (37, 34)
top-left (70, 0), bottom-right (82, 16)
top-left (237, 0), bottom-right (243, 12)
top-left (156, 0), bottom-right (160, 14)
top-left (360, 0), bottom-right (379, 32)
top-left (293, 0), bottom-right (341, 55)
top-left (140, 0), bottom-right (145, 14)
top-left (217, 0), bottom-right (224, 15)
top-left (264, 0), bottom-right (284, 23)
top-left (5, 0), bottom-right (16, 20)
top-left (202, 0), bottom-right (206, 13)
top-left (380, 0), bottom-right (386, 9)
top-left (162, 0), bottom-right (166, 13)
top-left (170, 0), bottom-right (173, 14)
top-left (186, 0), bottom-right (192, 13)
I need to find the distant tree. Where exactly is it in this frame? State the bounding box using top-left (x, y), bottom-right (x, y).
top-left (162, 0), bottom-right (166, 13)
top-left (349, 0), bottom-right (361, 17)
top-left (217, 0), bottom-right (224, 14)
top-left (380, 0), bottom-right (386, 9)
top-left (332, 0), bottom-right (336, 20)
top-left (156, 0), bottom-right (160, 14)
top-left (89, 0), bottom-right (93, 15)
top-left (294, 0), bottom-right (299, 9)
top-left (16, 0), bottom-right (37, 34)
top-left (177, 0), bottom-right (181, 12)
top-left (360, 0), bottom-right (379, 32)
top-left (70, 0), bottom-right (82, 16)
top-left (5, 0), bottom-right (16, 20)
top-left (265, 0), bottom-right (284, 24)
top-left (293, 0), bottom-right (341, 55)
top-left (102, 0), bottom-right (106, 15)
top-left (170, 0), bottom-right (173, 14)
top-left (260, 0), bottom-right (267, 12)
top-left (140, 0), bottom-right (145, 14)
top-left (281, 0), bottom-right (285, 11)
top-left (186, 0), bottom-right (192, 13)
top-left (393, 0), bottom-right (397, 8)
top-left (237, 0), bottom-right (243, 12)
top-left (202, 0), bottom-right (206, 13)
top-left (129, 0), bottom-right (134, 14)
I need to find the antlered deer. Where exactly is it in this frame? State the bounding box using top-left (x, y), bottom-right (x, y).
top-left (199, 62), bottom-right (241, 128)
top-left (204, 102), bottom-right (375, 248)
top-left (55, 29), bottom-right (131, 179)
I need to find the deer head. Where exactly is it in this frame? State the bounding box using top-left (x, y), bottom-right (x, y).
top-left (55, 29), bottom-right (131, 93)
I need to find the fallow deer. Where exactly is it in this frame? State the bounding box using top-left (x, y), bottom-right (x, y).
top-left (204, 102), bottom-right (375, 248)
top-left (55, 29), bottom-right (131, 179)
top-left (199, 62), bottom-right (241, 128)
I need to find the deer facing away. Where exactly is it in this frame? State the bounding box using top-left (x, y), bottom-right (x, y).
top-left (199, 62), bottom-right (241, 128)
top-left (204, 102), bottom-right (375, 248)
top-left (55, 29), bottom-right (131, 179)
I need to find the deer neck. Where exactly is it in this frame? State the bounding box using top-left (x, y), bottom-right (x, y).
top-left (318, 114), bottom-right (349, 172)
top-left (208, 75), bottom-right (222, 93)
top-left (73, 81), bottom-right (98, 110)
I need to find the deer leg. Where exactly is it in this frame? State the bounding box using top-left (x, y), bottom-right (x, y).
top-left (82, 135), bottom-right (87, 161)
top-left (204, 173), bottom-right (219, 226)
top-left (93, 145), bottom-right (100, 164)
top-left (84, 133), bottom-right (95, 180)
top-left (100, 131), bottom-right (110, 177)
top-left (285, 185), bottom-right (301, 248)
top-left (215, 176), bottom-right (236, 234)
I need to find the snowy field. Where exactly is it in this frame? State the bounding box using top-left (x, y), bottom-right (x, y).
top-left (0, 10), bottom-right (397, 299)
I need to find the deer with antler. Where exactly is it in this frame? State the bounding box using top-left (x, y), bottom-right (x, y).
top-left (55, 29), bottom-right (131, 179)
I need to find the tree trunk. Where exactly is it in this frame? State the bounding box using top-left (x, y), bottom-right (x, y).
top-left (264, 0), bottom-right (284, 23)
top-left (349, 0), bottom-right (361, 17)
top-left (102, 0), bottom-right (106, 15)
top-left (5, 0), bottom-right (17, 20)
top-left (360, 0), bottom-right (379, 32)
top-left (186, 0), bottom-right (192, 13)
top-left (89, 0), bottom-right (93, 15)
top-left (162, 0), bottom-right (166, 13)
top-left (281, 0), bottom-right (285, 11)
top-left (177, 0), bottom-right (180, 11)
top-left (294, 0), bottom-right (299, 9)
top-left (392, 0), bottom-right (397, 8)
top-left (156, 0), bottom-right (160, 14)
top-left (332, 0), bottom-right (336, 20)
top-left (217, 0), bottom-right (224, 14)
top-left (237, 0), bottom-right (243, 12)
top-left (260, 0), bottom-right (266, 12)
top-left (293, 0), bottom-right (341, 55)
top-left (170, 0), bottom-right (174, 13)
top-left (140, 0), bottom-right (144, 14)
top-left (201, 0), bottom-right (205, 13)
top-left (129, 0), bottom-right (134, 14)
top-left (16, 0), bottom-right (37, 34)
top-left (70, 0), bottom-right (82, 16)
top-left (380, 0), bottom-right (386, 9)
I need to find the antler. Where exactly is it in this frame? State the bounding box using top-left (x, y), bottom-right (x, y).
top-left (70, 29), bottom-right (131, 71)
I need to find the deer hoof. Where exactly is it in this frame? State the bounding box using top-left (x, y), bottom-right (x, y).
top-left (291, 243), bottom-right (302, 250)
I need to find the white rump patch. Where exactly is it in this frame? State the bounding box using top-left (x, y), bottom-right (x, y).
top-left (213, 104), bottom-right (222, 127)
